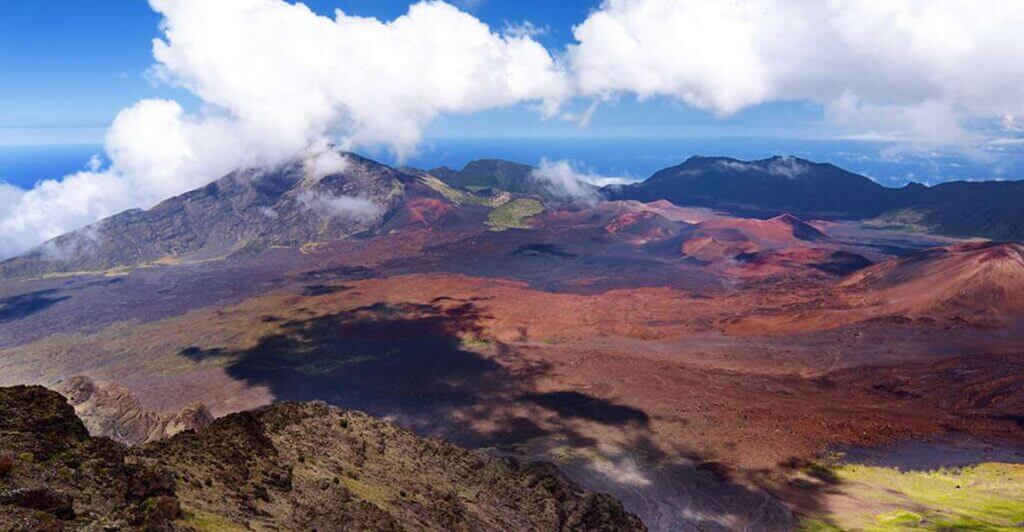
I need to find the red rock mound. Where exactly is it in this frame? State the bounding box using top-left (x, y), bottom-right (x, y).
top-left (604, 211), bottom-right (678, 244)
top-left (696, 213), bottom-right (826, 245)
top-left (729, 248), bottom-right (873, 277)
top-left (681, 235), bottom-right (759, 262)
top-left (840, 242), bottom-right (1024, 317)
top-left (681, 213), bottom-right (828, 265)
top-left (378, 197), bottom-right (467, 232)
top-left (401, 197), bottom-right (458, 227)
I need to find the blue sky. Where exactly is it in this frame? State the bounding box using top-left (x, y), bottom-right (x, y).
top-left (0, 0), bottom-right (1020, 187)
top-left (0, 1), bottom-right (588, 139)
top-left (0, 0), bottom-right (829, 145)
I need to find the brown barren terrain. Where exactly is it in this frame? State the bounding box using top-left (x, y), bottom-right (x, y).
top-left (2, 197), bottom-right (1022, 530)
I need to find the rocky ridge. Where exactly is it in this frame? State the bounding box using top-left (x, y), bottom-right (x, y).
top-left (0, 385), bottom-right (645, 531)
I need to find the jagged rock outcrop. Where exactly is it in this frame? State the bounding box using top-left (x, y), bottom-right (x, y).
top-left (0, 385), bottom-right (179, 531)
top-left (0, 386), bottom-right (645, 531)
top-left (57, 376), bottom-right (214, 446)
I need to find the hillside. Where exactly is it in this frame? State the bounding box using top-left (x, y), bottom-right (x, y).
top-left (5, 153), bottom-right (1022, 280)
top-left (0, 153), bottom-right (443, 278)
top-left (0, 385), bottom-right (644, 531)
top-left (840, 242), bottom-right (1024, 317)
top-left (868, 180), bottom-right (1024, 239)
top-left (610, 156), bottom-right (899, 218)
top-left (428, 159), bottom-right (549, 195)
top-left (609, 155), bottom-right (1024, 240)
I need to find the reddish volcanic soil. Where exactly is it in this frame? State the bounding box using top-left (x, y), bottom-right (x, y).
top-left (1, 202), bottom-right (1021, 529)
top-left (840, 241), bottom-right (1024, 317)
top-left (695, 213), bottom-right (827, 245)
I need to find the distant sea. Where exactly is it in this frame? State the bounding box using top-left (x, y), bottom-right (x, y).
top-left (2, 138), bottom-right (1021, 191)
top-left (0, 144), bottom-right (104, 189)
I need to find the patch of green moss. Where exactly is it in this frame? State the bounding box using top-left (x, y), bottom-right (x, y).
top-left (418, 175), bottom-right (507, 207)
top-left (341, 475), bottom-right (395, 510)
top-left (177, 508), bottom-right (247, 531)
top-left (804, 463), bottom-right (840, 484)
top-left (874, 510), bottom-right (925, 528)
top-left (486, 198), bottom-right (545, 231)
top-left (864, 207), bottom-right (934, 233)
top-left (460, 337), bottom-right (491, 349)
top-left (831, 462), bottom-right (1024, 530)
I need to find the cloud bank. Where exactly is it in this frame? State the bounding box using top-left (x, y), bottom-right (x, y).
top-left (2, 0), bottom-right (1024, 258)
top-left (570, 0), bottom-right (1024, 142)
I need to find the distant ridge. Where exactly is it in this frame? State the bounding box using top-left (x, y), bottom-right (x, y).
top-left (607, 155), bottom-right (1024, 241)
top-left (4, 152), bottom-right (1023, 279)
top-left (428, 159), bottom-right (546, 195)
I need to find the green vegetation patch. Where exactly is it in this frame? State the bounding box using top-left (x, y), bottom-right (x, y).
top-left (177, 508), bottom-right (247, 531)
top-left (865, 207), bottom-right (935, 233)
top-left (815, 462), bottom-right (1024, 531)
top-left (341, 475), bottom-right (396, 510)
top-left (418, 175), bottom-right (508, 207)
top-left (486, 198), bottom-right (545, 231)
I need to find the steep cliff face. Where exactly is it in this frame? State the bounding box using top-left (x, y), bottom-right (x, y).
top-left (0, 386), bottom-right (646, 531)
top-left (57, 376), bottom-right (213, 446)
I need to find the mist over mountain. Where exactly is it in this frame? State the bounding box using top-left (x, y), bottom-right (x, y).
top-left (0, 154), bottom-right (438, 278)
top-left (4, 152), bottom-right (1024, 280)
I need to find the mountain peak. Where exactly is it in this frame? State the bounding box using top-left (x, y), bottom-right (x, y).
top-left (0, 153), bottom-right (425, 278)
top-left (617, 154), bottom-right (886, 219)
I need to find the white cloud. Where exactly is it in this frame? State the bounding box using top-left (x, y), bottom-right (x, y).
top-left (531, 159), bottom-right (633, 202)
top-left (585, 454), bottom-right (652, 487)
top-left (766, 156), bottom-right (808, 178)
top-left (717, 157), bottom-right (807, 178)
top-left (0, 0), bottom-right (567, 259)
top-left (86, 154), bottom-right (103, 173)
top-left (0, 99), bottom-right (251, 259)
top-left (503, 20), bottom-right (547, 39)
top-left (303, 147), bottom-right (350, 183)
top-left (569, 0), bottom-right (1024, 145)
top-left (149, 0), bottom-right (567, 159)
top-left (298, 191), bottom-right (383, 222)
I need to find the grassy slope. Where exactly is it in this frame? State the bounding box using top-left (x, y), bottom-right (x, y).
top-left (486, 198), bottom-right (546, 231)
top-left (799, 462), bottom-right (1024, 531)
top-left (417, 175), bottom-right (509, 207)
